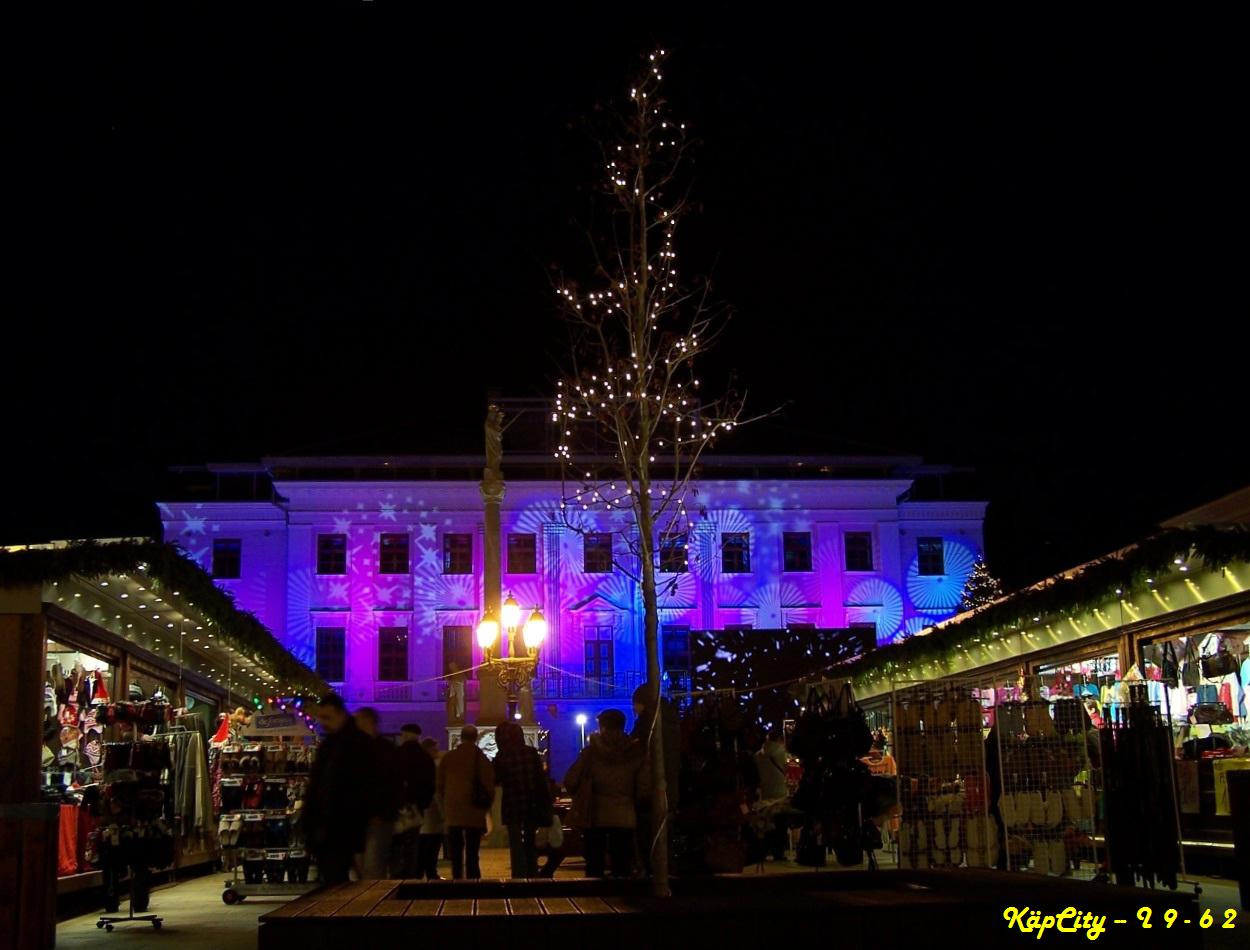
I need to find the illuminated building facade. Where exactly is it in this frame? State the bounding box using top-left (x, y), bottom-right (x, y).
top-left (160, 454), bottom-right (985, 768)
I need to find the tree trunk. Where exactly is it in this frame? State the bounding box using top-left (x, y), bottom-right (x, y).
top-left (637, 478), bottom-right (671, 896)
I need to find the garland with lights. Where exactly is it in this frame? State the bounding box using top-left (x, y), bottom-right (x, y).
top-left (0, 539), bottom-right (328, 697)
top-left (850, 525), bottom-right (1250, 685)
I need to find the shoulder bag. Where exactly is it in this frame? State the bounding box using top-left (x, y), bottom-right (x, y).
top-left (470, 754), bottom-right (493, 810)
top-left (566, 749), bottom-right (594, 829)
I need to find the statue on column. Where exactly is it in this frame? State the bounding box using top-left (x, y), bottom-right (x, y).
top-left (484, 404), bottom-right (504, 479)
top-left (446, 661), bottom-right (467, 724)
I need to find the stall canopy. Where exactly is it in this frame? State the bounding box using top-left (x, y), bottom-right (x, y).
top-left (0, 538), bottom-right (327, 699)
top-left (850, 523), bottom-right (1250, 699)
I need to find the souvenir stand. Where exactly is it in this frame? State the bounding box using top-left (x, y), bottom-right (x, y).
top-left (213, 702), bottom-right (320, 905)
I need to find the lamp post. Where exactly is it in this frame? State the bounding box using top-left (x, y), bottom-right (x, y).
top-left (477, 593), bottom-right (547, 723)
top-left (576, 713), bottom-right (588, 749)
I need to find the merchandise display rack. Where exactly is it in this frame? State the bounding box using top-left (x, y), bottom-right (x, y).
top-left (891, 682), bottom-right (994, 870)
top-left (216, 731), bottom-right (319, 905)
top-left (95, 737), bottom-right (175, 932)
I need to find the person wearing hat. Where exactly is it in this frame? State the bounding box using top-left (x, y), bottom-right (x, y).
top-left (564, 708), bottom-right (649, 878)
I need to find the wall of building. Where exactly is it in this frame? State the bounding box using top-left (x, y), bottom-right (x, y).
top-left (161, 477), bottom-right (985, 771)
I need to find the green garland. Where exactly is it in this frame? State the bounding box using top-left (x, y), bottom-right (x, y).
top-left (852, 525), bottom-right (1250, 683)
top-left (0, 539), bottom-right (328, 696)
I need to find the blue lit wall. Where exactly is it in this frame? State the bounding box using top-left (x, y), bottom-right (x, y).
top-left (160, 479), bottom-right (984, 770)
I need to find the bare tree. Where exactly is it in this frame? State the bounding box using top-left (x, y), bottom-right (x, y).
top-left (551, 49), bottom-right (767, 896)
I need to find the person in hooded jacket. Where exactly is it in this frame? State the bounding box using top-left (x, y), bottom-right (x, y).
top-left (564, 708), bottom-right (649, 878)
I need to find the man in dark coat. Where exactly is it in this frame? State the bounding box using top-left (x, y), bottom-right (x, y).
top-left (355, 707), bottom-right (403, 879)
top-left (392, 723), bottom-right (436, 876)
top-left (307, 694), bottom-right (376, 884)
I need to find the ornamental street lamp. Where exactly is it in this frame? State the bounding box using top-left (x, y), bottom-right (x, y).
top-left (477, 593), bottom-right (547, 721)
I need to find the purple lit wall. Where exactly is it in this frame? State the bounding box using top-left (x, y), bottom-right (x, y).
top-left (160, 478), bottom-right (984, 771)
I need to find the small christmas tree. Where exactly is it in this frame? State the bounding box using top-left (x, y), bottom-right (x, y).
top-left (959, 556), bottom-right (1003, 612)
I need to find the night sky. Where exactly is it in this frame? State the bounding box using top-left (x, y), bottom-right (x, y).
top-left (9, 9), bottom-right (1243, 587)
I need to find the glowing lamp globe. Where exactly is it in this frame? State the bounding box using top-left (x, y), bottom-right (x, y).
top-left (575, 714), bottom-right (588, 726)
top-left (522, 608), bottom-right (548, 650)
top-left (501, 594), bottom-right (522, 629)
top-left (476, 617), bottom-right (500, 651)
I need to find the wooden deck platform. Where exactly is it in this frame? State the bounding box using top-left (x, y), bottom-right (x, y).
top-left (260, 871), bottom-right (1202, 949)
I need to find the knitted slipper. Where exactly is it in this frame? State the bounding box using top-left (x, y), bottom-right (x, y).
top-left (995, 790), bottom-right (1015, 830)
top-left (1044, 793), bottom-right (1064, 828)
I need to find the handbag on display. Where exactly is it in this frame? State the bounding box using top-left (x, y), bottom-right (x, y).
top-left (1181, 638), bottom-right (1202, 688)
top-left (1189, 703), bottom-right (1234, 726)
top-left (1200, 641), bottom-right (1239, 679)
top-left (1160, 641), bottom-right (1180, 687)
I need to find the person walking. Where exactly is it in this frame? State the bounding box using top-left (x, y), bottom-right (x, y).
top-left (417, 738), bottom-right (446, 879)
top-left (630, 684), bottom-right (679, 874)
top-left (564, 708), bottom-right (648, 878)
top-left (393, 723), bottom-right (434, 877)
top-left (354, 707), bottom-right (402, 879)
top-left (306, 694), bottom-right (376, 884)
top-left (755, 729), bottom-right (792, 860)
top-left (437, 724), bottom-right (495, 879)
top-left (493, 721), bottom-right (553, 878)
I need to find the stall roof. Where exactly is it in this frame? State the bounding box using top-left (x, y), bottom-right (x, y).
top-left (849, 523), bottom-right (1250, 683)
top-left (0, 538), bottom-right (327, 698)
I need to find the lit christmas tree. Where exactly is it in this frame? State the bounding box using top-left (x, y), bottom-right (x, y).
top-left (959, 556), bottom-right (1003, 611)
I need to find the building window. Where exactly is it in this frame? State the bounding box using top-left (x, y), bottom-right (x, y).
top-left (380, 533), bottom-right (410, 574)
top-left (442, 625), bottom-right (473, 677)
top-left (584, 626), bottom-right (614, 680)
top-left (378, 626), bottom-right (409, 681)
top-left (583, 533), bottom-right (613, 573)
top-left (659, 532), bottom-right (688, 573)
top-left (844, 532), bottom-right (874, 572)
top-left (212, 539), bottom-right (242, 579)
top-left (783, 532), bottom-right (813, 572)
top-left (507, 533), bottom-right (537, 574)
top-left (315, 627), bottom-right (346, 682)
top-left (721, 532), bottom-right (751, 573)
top-left (443, 534), bottom-right (472, 574)
top-left (662, 624), bottom-right (691, 673)
top-left (317, 534), bottom-right (347, 575)
top-left (917, 537), bottom-right (945, 576)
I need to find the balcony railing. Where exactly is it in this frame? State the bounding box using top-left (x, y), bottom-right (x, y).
top-left (532, 670), bottom-right (643, 701)
top-left (374, 682), bottom-right (413, 703)
top-left (373, 670), bottom-right (689, 705)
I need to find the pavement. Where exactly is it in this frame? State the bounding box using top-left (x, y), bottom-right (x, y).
top-left (56, 849), bottom-right (1245, 950)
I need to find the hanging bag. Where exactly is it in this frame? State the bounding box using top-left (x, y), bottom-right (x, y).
top-left (1181, 637), bottom-right (1202, 688)
top-left (1200, 639), bottom-right (1239, 679)
top-left (1160, 641), bottom-right (1180, 687)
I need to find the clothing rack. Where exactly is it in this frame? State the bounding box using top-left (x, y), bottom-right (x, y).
top-left (96, 740), bottom-right (170, 932)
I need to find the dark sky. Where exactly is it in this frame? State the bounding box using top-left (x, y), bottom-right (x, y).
top-left (9, 8), bottom-right (1243, 586)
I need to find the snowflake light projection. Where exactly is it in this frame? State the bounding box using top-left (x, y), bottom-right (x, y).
top-left (845, 577), bottom-right (905, 643)
top-left (905, 538), bottom-right (979, 613)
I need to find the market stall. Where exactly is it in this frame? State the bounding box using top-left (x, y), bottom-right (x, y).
top-left (1, 538), bottom-right (327, 933)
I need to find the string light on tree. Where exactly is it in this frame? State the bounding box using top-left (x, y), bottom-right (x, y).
top-left (548, 49), bottom-right (774, 898)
